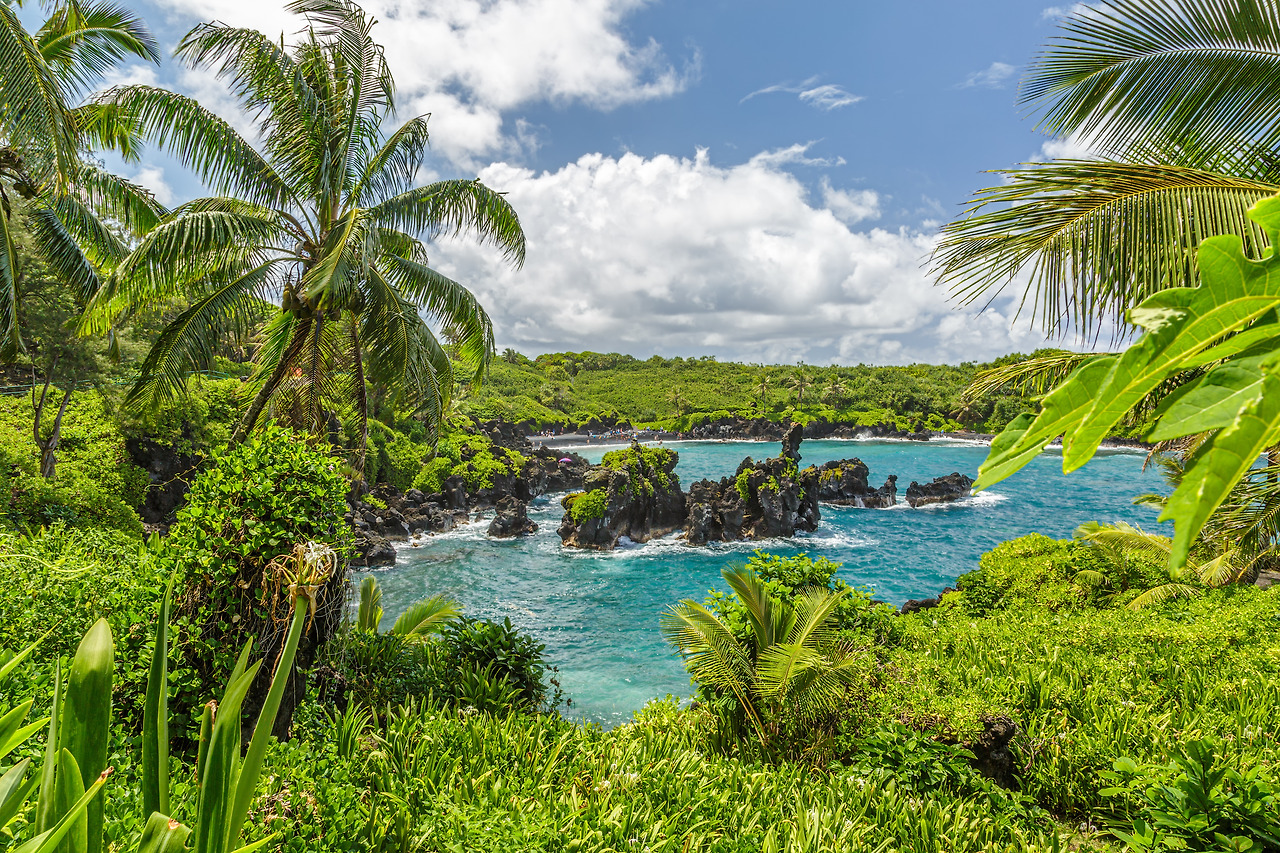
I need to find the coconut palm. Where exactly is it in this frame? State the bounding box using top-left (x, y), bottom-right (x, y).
top-left (753, 370), bottom-right (771, 407)
top-left (668, 385), bottom-right (686, 416)
top-left (787, 369), bottom-right (812, 404)
top-left (86, 0), bottom-right (525, 473)
top-left (0, 0), bottom-right (162, 357)
top-left (931, 0), bottom-right (1280, 340)
top-left (660, 566), bottom-right (863, 746)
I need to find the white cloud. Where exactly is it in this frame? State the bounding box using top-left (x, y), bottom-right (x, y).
top-left (958, 61), bottom-right (1016, 89)
top-left (821, 178), bottom-right (879, 224)
top-left (748, 142), bottom-right (845, 169)
top-left (742, 77), bottom-right (863, 111)
top-left (1041, 4), bottom-right (1089, 20)
top-left (1035, 130), bottom-right (1104, 161)
top-left (132, 166), bottom-right (174, 206)
top-left (147, 0), bottom-right (695, 167)
top-left (797, 83), bottom-right (862, 111)
top-left (426, 149), bottom-right (1048, 364)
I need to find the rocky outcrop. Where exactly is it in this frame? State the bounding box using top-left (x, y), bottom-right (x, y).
top-left (687, 416), bottom-right (937, 442)
top-left (351, 530), bottom-right (397, 567)
top-left (683, 423), bottom-right (820, 544)
top-left (557, 442), bottom-right (686, 550)
top-left (487, 496), bottom-right (537, 538)
top-left (807, 458), bottom-right (898, 508)
top-left (904, 472), bottom-right (974, 507)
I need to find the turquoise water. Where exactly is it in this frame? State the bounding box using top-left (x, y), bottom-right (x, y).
top-left (355, 438), bottom-right (1163, 726)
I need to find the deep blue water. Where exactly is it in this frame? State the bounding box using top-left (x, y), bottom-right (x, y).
top-left (353, 438), bottom-right (1163, 726)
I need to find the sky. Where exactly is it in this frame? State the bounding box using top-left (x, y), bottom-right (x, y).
top-left (89, 0), bottom-right (1092, 366)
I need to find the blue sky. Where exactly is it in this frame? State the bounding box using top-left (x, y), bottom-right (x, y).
top-left (92, 0), bottom-right (1087, 365)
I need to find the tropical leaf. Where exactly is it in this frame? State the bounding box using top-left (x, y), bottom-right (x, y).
top-left (389, 594), bottom-right (459, 637)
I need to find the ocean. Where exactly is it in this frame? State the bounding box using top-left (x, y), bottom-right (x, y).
top-left (353, 436), bottom-right (1163, 725)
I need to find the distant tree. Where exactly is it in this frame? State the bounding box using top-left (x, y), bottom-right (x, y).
top-left (668, 385), bottom-right (686, 416)
top-left (787, 370), bottom-right (813, 404)
top-left (501, 347), bottom-right (522, 365)
top-left (754, 371), bottom-right (771, 407)
top-left (822, 379), bottom-right (849, 406)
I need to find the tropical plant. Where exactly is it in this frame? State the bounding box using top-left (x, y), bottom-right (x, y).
top-left (787, 370), bottom-right (812, 404)
top-left (754, 370), bottom-right (771, 406)
top-left (1071, 520), bottom-right (1257, 608)
top-left (355, 574), bottom-right (459, 637)
top-left (667, 385), bottom-right (685, 416)
top-left (932, 0), bottom-right (1280, 339)
top-left (973, 197), bottom-right (1280, 573)
top-left (87, 0), bottom-right (525, 474)
top-left (661, 566), bottom-right (865, 747)
top-left (0, 0), bottom-right (162, 358)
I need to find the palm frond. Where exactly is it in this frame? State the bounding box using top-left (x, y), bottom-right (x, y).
top-left (1025, 0), bottom-right (1280, 160)
top-left (36, 0), bottom-right (159, 98)
top-left (1126, 582), bottom-right (1202, 610)
top-left (369, 179), bottom-right (526, 267)
top-left (0, 2), bottom-right (78, 183)
top-left (95, 85), bottom-right (294, 208)
top-left (931, 159), bottom-right (1277, 338)
top-left (123, 260), bottom-right (279, 411)
top-left (354, 115), bottom-right (430, 205)
top-left (960, 350), bottom-right (1106, 407)
top-left (382, 253), bottom-right (494, 384)
top-left (356, 576), bottom-right (381, 632)
top-left (389, 594), bottom-right (459, 637)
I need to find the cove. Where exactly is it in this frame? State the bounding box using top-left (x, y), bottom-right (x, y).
top-left (353, 437), bottom-right (1163, 725)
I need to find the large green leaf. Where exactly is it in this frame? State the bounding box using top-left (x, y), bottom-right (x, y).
top-left (1162, 368), bottom-right (1280, 567)
top-left (979, 194), bottom-right (1280, 491)
top-left (57, 619), bottom-right (113, 853)
top-left (973, 357), bottom-right (1116, 491)
top-left (1148, 355), bottom-right (1270, 441)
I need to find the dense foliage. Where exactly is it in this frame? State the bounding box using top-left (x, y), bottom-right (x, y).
top-left (459, 350), bottom-right (1039, 434)
top-left (161, 426), bottom-right (351, 734)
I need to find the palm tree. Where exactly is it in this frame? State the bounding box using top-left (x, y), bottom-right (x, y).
top-left (932, 0), bottom-right (1280, 340)
top-left (787, 369), bottom-right (812, 404)
top-left (661, 566), bottom-right (862, 747)
top-left (754, 370), bottom-right (771, 407)
top-left (822, 378), bottom-right (849, 406)
top-left (668, 385), bottom-right (686, 416)
top-left (86, 0), bottom-right (525, 474)
top-left (0, 0), bottom-right (163, 357)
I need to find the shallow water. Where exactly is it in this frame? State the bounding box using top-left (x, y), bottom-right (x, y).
top-left (354, 437), bottom-right (1162, 726)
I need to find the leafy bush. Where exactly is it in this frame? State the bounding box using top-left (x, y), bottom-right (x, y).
top-left (435, 617), bottom-right (557, 712)
top-left (706, 551), bottom-right (900, 646)
top-left (0, 392), bottom-right (147, 535)
top-left (1099, 739), bottom-right (1280, 852)
top-left (411, 456), bottom-right (454, 494)
top-left (161, 426), bottom-right (351, 734)
top-left (565, 488), bottom-right (607, 522)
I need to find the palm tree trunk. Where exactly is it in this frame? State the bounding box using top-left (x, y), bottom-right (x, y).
top-left (233, 316), bottom-right (312, 443)
top-left (349, 318), bottom-right (368, 484)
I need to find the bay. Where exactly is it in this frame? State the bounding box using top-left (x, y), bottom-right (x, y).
top-left (353, 437), bottom-right (1162, 726)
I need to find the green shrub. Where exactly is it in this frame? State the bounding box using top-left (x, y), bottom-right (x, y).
top-left (412, 456), bottom-right (455, 494)
top-left (161, 426), bottom-right (351, 735)
top-left (435, 617), bottom-right (557, 712)
top-left (566, 488), bottom-right (607, 522)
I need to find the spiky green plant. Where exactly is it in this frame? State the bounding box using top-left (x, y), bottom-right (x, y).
top-left (660, 566), bottom-right (863, 747)
top-left (87, 0), bottom-right (525, 473)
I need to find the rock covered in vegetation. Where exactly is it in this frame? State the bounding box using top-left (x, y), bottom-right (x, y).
top-left (904, 472), bottom-right (974, 507)
top-left (557, 442), bottom-right (685, 550)
top-left (684, 423), bottom-right (820, 544)
top-left (807, 458), bottom-right (898, 508)
top-left (488, 495), bottom-right (537, 538)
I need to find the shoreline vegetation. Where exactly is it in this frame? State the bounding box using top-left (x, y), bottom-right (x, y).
top-left (0, 0), bottom-right (1278, 851)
